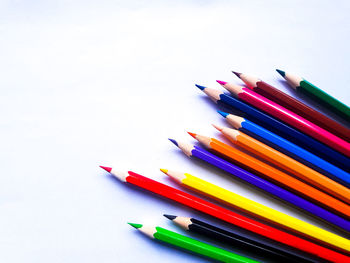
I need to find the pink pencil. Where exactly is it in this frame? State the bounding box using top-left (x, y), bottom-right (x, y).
top-left (217, 80), bottom-right (350, 158)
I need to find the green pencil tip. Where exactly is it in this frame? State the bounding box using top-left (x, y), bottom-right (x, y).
top-left (128, 223), bottom-right (143, 229)
top-left (276, 69), bottom-right (286, 77)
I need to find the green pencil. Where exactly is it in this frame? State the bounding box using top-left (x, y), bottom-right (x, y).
top-left (128, 223), bottom-right (259, 263)
top-left (276, 69), bottom-right (350, 120)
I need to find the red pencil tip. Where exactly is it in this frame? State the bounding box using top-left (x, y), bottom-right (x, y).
top-left (216, 80), bottom-right (227, 86)
top-left (100, 166), bottom-right (112, 173)
top-left (187, 132), bottom-right (197, 139)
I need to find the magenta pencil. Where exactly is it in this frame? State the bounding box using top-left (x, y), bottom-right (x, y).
top-left (217, 80), bottom-right (350, 158)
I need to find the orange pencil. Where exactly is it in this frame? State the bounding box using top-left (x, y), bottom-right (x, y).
top-left (188, 132), bottom-right (350, 220)
top-left (213, 125), bottom-right (350, 206)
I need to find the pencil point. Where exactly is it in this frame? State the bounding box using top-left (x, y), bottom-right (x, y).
top-left (187, 132), bottom-right (197, 139)
top-left (216, 80), bottom-right (227, 86)
top-left (168, 138), bottom-right (178, 146)
top-left (160, 168), bottom-right (168, 175)
top-left (195, 84), bottom-right (206, 91)
top-left (217, 110), bottom-right (229, 118)
top-left (99, 166), bottom-right (112, 173)
top-left (212, 123), bottom-right (224, 131)
top-left (128, 223), bottom-right (143, 229)
top-left (276, 69), bottom-right (286, 77)
top-left (163, 214), bottom-right (177, 220)
top-left (232, 71), bottom-right (242, 78)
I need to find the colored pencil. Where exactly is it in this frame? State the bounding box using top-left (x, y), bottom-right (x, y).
top-left (99, 166), bottom-right (350, 261)
top-left (196, 84), bottom-right (350, 171)
top-left (188, 132), bottom-right (350, 220)
top-left (161, 168), bottom-right (350, 246)
top-left (232, 71), bottom-right (350, 142)
top-left (217, 111), bottom-right (350, 186)
top-left (211, 125), bottom-right (350, 206)
top-left (168, 139), bottom-right (350, 249)
top-left (276, 69), bottom-right (350, 120)
top-left (128, 223), bottom-right (259, 263)
top-left (217, 80), bottom-right (350, 157)
top-left (164, 215), bottom-right (317, 263)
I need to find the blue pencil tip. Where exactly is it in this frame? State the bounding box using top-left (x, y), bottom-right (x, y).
top-left (276, 69), bottom-right (286, 77)
top-left (168, 138), bottom-right (178, 146)
top-left (217, 110), bottom-right (229, 118)
top-left (195, 84), bottom-right (206, 91)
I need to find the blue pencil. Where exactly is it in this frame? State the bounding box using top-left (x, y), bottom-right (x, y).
top-left (168, 138), bottom-right (350, 232)
top-left (196, 84), bottom-right (350, 172)
top-left (217, 111), bottom-right (350, 186)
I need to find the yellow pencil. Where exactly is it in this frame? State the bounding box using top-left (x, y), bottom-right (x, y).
top-left (160, 168), bottom-right (350, 252)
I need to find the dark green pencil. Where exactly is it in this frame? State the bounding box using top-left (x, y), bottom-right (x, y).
top-left (276, 69), bottom-right (350, 120)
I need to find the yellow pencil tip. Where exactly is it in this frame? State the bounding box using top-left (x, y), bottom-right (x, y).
top-left (160, 168), bottom-right (168, 174)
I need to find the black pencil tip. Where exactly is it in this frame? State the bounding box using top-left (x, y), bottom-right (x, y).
top-left (276, 69), bottom-right (286, 77)
top-left (163, 214), bottom-right (177, 220)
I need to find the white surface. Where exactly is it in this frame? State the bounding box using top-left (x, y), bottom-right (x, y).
top-left (1, 1), bottom-right (350, 262)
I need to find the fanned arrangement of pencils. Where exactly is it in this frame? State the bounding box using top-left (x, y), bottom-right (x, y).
top-left (100, 69), bottom-right (350, 263)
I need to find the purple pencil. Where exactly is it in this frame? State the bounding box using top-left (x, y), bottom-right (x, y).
top-left (168, 138), bottom-right (350, 232)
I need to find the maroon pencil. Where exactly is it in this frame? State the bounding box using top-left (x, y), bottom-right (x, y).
top-left (232, 71), bottom-right (350, 142)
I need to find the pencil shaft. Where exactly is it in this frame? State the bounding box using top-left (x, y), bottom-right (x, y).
top-left (252, 81), bottom-right (350, 142)
top-left (111, 169), bottom-right (350, 262)
top-left (181, 172), bottom-right (350, 248)
top-left (189, 218), bottom-right (316, 263)
top-left (121, 171), bottom-right (350, 261)
top-left (208, 137), bottom-right (350, 219)
top-left (154, 226), bottom-right (258, 263)
top-left (239, 119), bottom-right (350, 186)
top-left (277, 70), bottom-right (350, 123)
top-left (190, 146), bottom-right (350, 240)
top-left (299, 79), bottom-right (350, 120)
top-left (217, 94), bottom-right (350, 171)
top-left (232, 132), bottom-right (350, 205)
top-left (237, 88), bottom-right (350, 157)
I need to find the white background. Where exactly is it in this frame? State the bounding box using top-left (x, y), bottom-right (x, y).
top-left (1, 0), bottom-right (350, 262)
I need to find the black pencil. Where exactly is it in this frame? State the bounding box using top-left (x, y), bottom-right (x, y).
top-left (164, 214), bottom-right (320, 263)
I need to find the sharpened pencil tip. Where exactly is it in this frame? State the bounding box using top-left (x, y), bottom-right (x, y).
top-left (232, 71), bottom-right (242, 78)
top-left (163, 214), bottom-right (177, 220)
top-left (276, 69), bottom-right (286, 77)
top-left (128, 223), bottom-right (143, 229)
top-left (168, 138), bottom-right (178, 146)
top-left (160, 168), bottom-right (168, 175)
top-left (195, 84), bottom-right (206, 91)
top-left (212, 124), bottom-right (224, 131)
top-left (216, 80), bottom-right (227, 86)
top-left (187, 132), bottom-right (197, 139)
top-left (217, 110), bottom-right (229, 118)
top-left (99, 166), bottom-right (112, 173)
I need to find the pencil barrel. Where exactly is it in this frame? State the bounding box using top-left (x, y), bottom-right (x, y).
top-left (188, 220), bottom-right (316, 263)
top-left (154, 227), bottom-right (258, 263)
top-left (254, 81), bottom-right (350, 141)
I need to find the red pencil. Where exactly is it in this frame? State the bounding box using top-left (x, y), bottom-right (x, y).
top-left (100, 166), bottom-right (350, 262)
top-left (232, 71), bottom-right (350, 142)
top-left (217, 80), bottom-right (350, 158)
